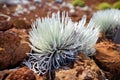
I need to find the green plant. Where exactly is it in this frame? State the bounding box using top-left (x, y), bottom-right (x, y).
top-left (72, 0), bottom-right (85, 7)
top-left (98, 2), bottom-right (111, 10)
top-left (113, 1), bottom-right (120, 9)
top-left (25, 12), bottom-right (99, 80)
top-left (90, 9), bottom-right (120, 40)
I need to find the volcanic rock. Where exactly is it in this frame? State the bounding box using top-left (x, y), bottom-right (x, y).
top-left (0, 28), bottom-right (30, 70)
top-left (55, 54), bottom-right (106, 80)
top-left (94, 41), bottom-right (120, 80)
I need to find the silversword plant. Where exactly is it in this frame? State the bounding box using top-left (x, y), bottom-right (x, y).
top-left (90, 9), bottom-right (120, 39)
top-left (25, 12), bottom-right (99, 79)
top-left (0, 0), bottom-right (29, 5)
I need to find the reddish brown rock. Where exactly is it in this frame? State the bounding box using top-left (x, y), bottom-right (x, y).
top-left (12, 20), bottom-right (30, 29)
top-left (0, 70), bottom-right (11, 79)
top-left (0, 22), bottom-right (12, 31)
top-left (55, 54), bottom-right (106, 80)
top-left (0, 67), bottom-right (45, 80)
top-left (5, 67), bottom-right (36, 80)
top-left (94, 41), bottom-right (120, 80)
top-left (0, 28), bottom-right (30, 70)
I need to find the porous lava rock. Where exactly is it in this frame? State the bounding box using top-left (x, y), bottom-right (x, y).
top-left (94, 41), bottom-right (120, 80)
top-left (0, 28), bottom-right (30, 70)
top-left (0, 67), bottom-right (45, 80)
top-left (55, 54), bottom-right (106, 80)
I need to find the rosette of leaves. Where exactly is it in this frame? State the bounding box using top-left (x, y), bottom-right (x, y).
top-left (72, 0), bottom-right (85, 7)
top-left (113, 1), bottom-right (120, 9)
top-left (98, 2), bottom-right (111, 10)
top-left (25, 12), bottom-right (99, 80)
top-left (90, 9), bottom-right (120, 42)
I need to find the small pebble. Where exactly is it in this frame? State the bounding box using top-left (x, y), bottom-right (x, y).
top-left (34, 0), bottom-right (41, 3)
top-left (29, 6), bottom-right (36, 11)
top-left (55, 0), bottom-right (63, 3)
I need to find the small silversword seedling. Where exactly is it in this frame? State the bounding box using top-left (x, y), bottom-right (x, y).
top-left (90, 9), bottom-right (120, 40)
top-left (25, 12), bottom-right (99, 79)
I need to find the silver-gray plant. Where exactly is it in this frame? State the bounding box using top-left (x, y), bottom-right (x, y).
top-left (90, 9), bottom-right (120, 37)
top-left (0, 0), bottom-right (29, 5)
top-left (25, 12), bottom-right (99, 76)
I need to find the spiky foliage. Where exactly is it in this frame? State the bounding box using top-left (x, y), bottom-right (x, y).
top-left (90, 9), bottom-right (120, 38)
top-left (25, 12), bottom-right (99, 75)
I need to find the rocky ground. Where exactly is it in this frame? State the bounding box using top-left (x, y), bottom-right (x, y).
top-left (0, 0), bottom-right (120, 80)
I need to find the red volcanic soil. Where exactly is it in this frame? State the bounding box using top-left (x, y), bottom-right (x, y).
top-left (0, 0), bottom-right (120, 80)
